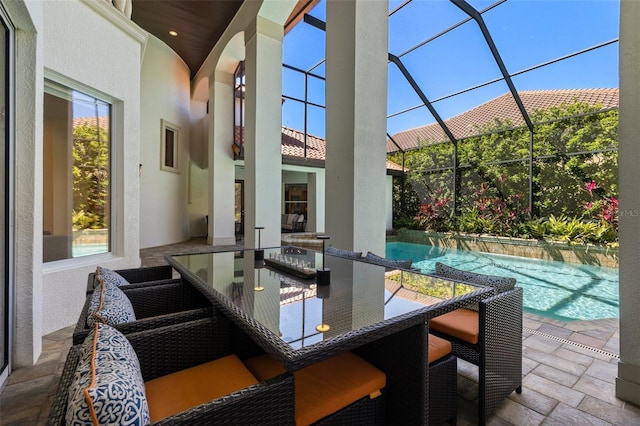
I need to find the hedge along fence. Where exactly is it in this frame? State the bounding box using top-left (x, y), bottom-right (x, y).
top-left (389, 101), bottom-right (618, 246)
top-left (393, 228), bottom-right (618, 268)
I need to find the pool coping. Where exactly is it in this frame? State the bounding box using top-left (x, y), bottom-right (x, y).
top-left (392, 229), bottom-right (619, 268)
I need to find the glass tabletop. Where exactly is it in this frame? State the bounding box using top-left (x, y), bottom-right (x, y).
top-left (169, 247), bottom-right (483, 351)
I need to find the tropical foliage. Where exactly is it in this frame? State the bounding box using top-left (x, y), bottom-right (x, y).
top-left (72, 124), bottom-right (109, 230)
top-left (390, 101), bottom-right (618, 245)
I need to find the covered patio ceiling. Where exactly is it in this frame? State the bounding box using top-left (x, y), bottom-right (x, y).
top-left (131, 0), bottom-right (318, 79)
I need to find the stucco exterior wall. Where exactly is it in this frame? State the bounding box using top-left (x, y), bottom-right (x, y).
top-left (188, 80), bottom-right (209, 238)
top-left (139, 35), bottom-right (191, 248)
top-left (188, 161), bottom-right (209, 237)
top-left (11, 0), bottom-right (43, 368)
top-left (40, 0), bottom-right (145, 336)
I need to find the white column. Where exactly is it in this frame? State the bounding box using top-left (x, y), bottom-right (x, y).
top-left (243, 16), bottom-right (283, 248)
top-left (208, 71), bottom-right (236, 246)
top-left (312, 169), bottom-right (326, 233)
top-left (617, 0), bottom-right (640, 405)
top-left (14, 0), bottom-right (43, 367)
top-left (325, 0), bottom-right (388, 254)
top-left (308, 172), bottom-right (317, 232)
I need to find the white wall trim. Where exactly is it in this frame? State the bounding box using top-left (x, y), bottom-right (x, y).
top-left (80, 0), bottom-right (147, 46)
top-left (44, 68), bottom-right (119, 105)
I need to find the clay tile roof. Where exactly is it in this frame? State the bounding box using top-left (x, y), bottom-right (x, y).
top-left (72, 116), bottom-right (110, 128)
top-left (281, 126), bottom-right (326, 161)
top-left (234, 125), bottom-right (403, 171)
top-left (281, 126), bottom-right (404, 171)
top-left (388, 88), bottom-right (618, 153)
top-left (385, 158), bottom-right (405, 172)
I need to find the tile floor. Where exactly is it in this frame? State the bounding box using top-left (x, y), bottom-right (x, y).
top-left (1, 237), bottom-right (638, 425)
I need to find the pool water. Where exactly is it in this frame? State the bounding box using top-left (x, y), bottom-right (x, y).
top-left (72, 243), bottom-right (109, 258)
top-left (385, 241), bottom-right (619, 322)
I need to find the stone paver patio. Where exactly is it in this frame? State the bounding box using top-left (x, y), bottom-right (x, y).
top-left (1, 238), bottom-right (637, 425)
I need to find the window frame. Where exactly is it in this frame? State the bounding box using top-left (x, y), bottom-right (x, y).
top-left (160, 118), bottom-right (180, 174)
top-left (284, 183), bottom-right (308, 216)
top-left (43, 72), bottom-right (116, 263)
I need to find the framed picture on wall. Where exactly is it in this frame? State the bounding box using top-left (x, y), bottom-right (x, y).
top-left (161, 119), bottom-right (180, 173)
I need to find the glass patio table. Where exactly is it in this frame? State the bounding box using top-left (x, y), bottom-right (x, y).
top-left (166, 246), bottom-right (492, 424)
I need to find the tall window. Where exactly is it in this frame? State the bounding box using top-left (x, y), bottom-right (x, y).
top-left (232, 61), bottom-right (245, 159)
top-left (43, 81), bottom-right (111, 261)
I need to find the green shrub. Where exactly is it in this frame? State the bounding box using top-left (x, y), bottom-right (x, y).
top-left (390, 101), bottom-right (619, 246)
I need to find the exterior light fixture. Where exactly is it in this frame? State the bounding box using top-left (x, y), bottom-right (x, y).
top-left (255, 226), bottom-right (264, 261)
top-left (316, 235), bottom-right (331, 286)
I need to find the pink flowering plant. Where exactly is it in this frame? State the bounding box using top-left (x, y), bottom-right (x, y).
top-left (404, 179), bottom-right (618, 246)
top-left (576, 180), bottom-right (618, 244)
top-left (581, 180), bottom-right (618, 227)
top-left (414, 189), bottom-right (452, 232)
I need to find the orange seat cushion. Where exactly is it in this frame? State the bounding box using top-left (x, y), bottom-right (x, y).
top-left (430, 308), bottom-right (479, 345)
top-left (145, 354), bottom-right (259, 422)
top-left (245, 352), bottom-right (386, 426)
top-left (244, 353), bottom-right (287, 380)
top-left (428, 333), bottom-right (452, 364)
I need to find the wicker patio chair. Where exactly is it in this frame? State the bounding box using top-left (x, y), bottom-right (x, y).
top-left (73, 279), bottom-right (212, 344)
top-left (49, 317), bottom-right (295, 425)
top-left (428, 262), bottom-right (523, 425)
top-left (85, 264), bottom-right (178, 294)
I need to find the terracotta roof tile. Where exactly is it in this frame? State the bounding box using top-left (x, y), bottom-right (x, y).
top-left (281, 126), bottom-right (326, 161)
top-left (281, 126), bottom-right (404, 171)
top-left (388, 88), bottom-right (618, 153)
top-left (234, 125), bottom-right (405, 171)
top-left (72, 116), bottom-right (110, 128)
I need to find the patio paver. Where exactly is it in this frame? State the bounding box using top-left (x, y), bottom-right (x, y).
top-left (0, 237), bottom-right (638, 425)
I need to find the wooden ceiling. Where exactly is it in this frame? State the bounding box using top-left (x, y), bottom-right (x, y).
top-left (131, 0), bottom-right (318, 80)
top-left (131, 0), bottom-right (244, 79)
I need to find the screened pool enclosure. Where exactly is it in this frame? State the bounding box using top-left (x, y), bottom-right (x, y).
top-left (278, 0), bottom-right (619, 244)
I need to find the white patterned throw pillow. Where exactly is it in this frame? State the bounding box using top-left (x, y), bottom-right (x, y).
top-left (66, 323), bottom-right (149, 425)
top-left (88, 281), bottom-right (103, 315)
top-left (86, 279), bottom-right (136, 327)
top-left (96, 266), bottom-right (130, 287)
top-left (77, 322), bottom-right (141, 371)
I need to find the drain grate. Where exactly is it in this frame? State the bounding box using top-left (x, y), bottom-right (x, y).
top-left (524, 327), bottom-right (619, 359)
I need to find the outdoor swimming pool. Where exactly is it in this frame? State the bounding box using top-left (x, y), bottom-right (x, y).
top-left (386, 241), bottom-right (619, 322)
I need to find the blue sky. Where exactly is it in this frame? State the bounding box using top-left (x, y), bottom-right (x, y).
top-left (281, 0), bottom-right (620, 138)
